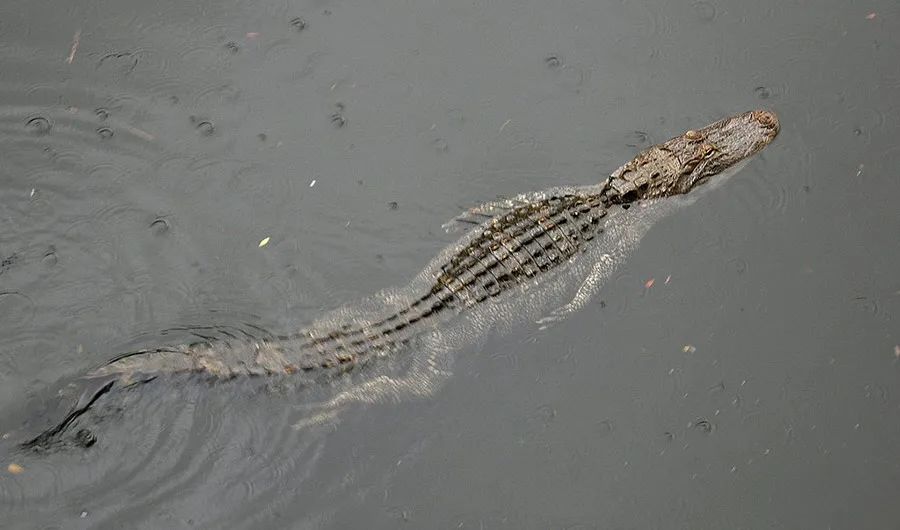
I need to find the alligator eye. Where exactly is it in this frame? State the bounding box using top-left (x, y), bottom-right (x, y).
top-left (684, 129), bottom-right (703, 141)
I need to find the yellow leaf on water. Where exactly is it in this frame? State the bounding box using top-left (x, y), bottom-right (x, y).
top-left (8, 463), bottom-right (24, 474)
top-left (258, 237), bottom-right (270, 248)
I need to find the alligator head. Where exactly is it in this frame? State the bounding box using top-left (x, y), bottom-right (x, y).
top-left (608, 109), bottom-right (780, 202)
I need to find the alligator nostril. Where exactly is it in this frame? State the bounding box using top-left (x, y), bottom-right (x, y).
top-left (754, 110), bottom-right (779, 130)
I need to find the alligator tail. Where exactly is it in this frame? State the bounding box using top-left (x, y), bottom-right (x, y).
top-left (17, 374), bottom-right (121, 450)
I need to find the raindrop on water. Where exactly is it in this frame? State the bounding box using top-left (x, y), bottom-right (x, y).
top-left (196, 120), bottom-right (215, 136)
top-left (75, 429), bottom-right (96, 448)
top-left (754, 86), bottom-right (771, 100)
top-left (150, 217), bottom-right (170, 235)
top-left (25, 116), bottom-right (52, 135)
top-left (432, 138), bottom-right (448, 152)
top-left (330, 110), bottom-right (345, 128)
top-left (97, 127), bottom-right (114, 139)
top-left (290, 17), bottom-right (307, 31)
top-left (41, 248), bottom-right (58, 267)
top-left (693, 419), bottom-right (714, 434)
top-left (693, 1), bottom-right (717, 22)
top-left (95, 107), bottom-right (110, 121)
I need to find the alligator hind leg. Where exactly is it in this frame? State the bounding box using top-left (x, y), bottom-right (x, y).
top-left (293, 330), bottom-right (454, 430)
top-left (536, 253), bottom-right (616, 330)
top-left (535, 203), bottom-right (657, 329)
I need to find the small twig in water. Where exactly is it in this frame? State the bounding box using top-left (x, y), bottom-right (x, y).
top-left (66, 30), bottom-right (81, 64)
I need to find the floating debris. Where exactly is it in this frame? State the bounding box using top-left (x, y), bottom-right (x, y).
top-left (123, 124), bottom-right (155, 141)
top-left (7, 463), bottom-right (23, 474)
top-left (664, 274), bottom-right (672, 285)
top-left (309, 179), bottom-right (317, 188)
top-left (866, 12), bottom-right (877, 20)
top-left (894, 345), bottom-right (899, 358)
top-left (682, 344), bottom-right (696, 353)
top-left (258, 237), bottom-right (270, 248)
top-left (66, 29), bottom-right (81, 64)
top-left (644, 278), bottom-right (655, 289)
top-left (246, 32), bottom-right (260, 39)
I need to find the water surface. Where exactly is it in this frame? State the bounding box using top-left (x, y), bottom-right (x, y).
top-left (1, 0), bottom-right (898, 528)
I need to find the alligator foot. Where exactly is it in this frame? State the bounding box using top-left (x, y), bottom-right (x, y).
top-left (536, 254), bottom-right (614, 330)
top-left (443, 197), bottom-right (515, 233)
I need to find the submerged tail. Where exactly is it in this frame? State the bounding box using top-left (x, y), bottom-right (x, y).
top-left (16, 374), bottom-right (122, 451)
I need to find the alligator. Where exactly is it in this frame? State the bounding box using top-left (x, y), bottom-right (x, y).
top-left (15, 109), bottom-right (779, 450)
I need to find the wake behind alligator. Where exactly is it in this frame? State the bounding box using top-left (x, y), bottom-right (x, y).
top-left (17, 110), bottom-right (779, 449)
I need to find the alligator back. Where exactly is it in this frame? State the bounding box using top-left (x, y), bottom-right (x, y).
top-left (86, 191), bottom-right (611, 383)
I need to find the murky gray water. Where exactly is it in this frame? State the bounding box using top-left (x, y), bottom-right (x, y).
top-left (1, 0), bottom-right (898, 528)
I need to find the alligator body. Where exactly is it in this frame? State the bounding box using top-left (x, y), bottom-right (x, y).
top-left (18, 110), bottom-right (779, 449)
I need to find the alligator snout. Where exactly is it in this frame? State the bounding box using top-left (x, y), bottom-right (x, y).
top-left (753, 109), bottom-right (780, 137)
